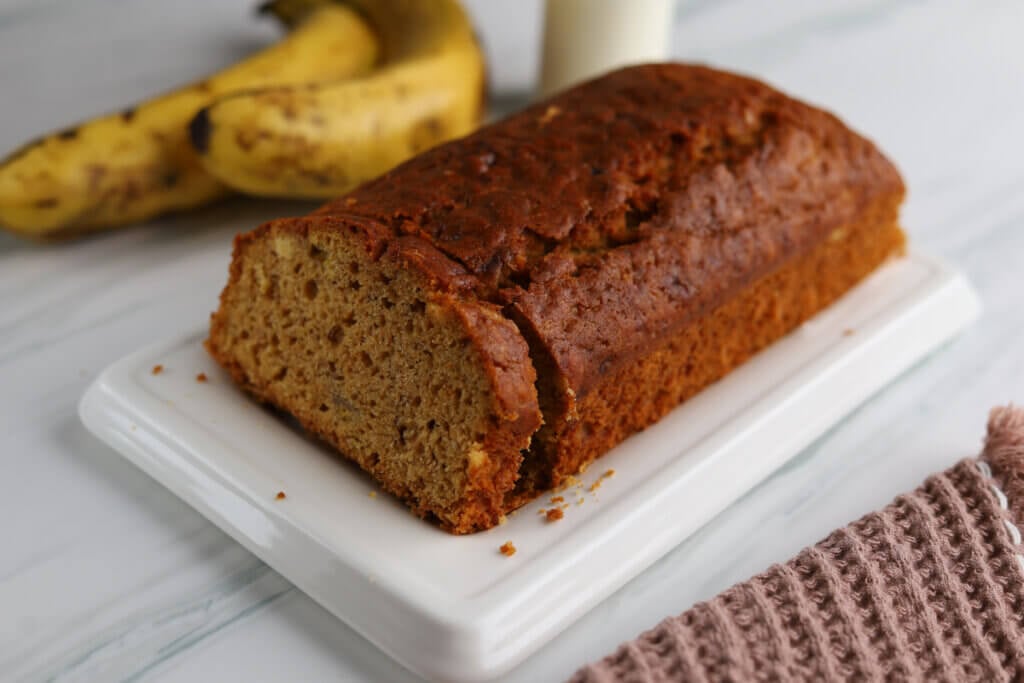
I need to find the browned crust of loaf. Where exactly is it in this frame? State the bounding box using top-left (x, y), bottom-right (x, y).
top-left (207, 216), bottom-right (541, 534)
top-left (316, 63), bottom-right (905, 399)
top-left (210, 63), bottom-right (909, 533)
top-left (507, 196), bottom-right (906, 504)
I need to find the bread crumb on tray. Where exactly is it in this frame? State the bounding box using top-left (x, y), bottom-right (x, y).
top-left (151, 364), bottom-right (163, 375)
top-left (588, 469), bottom-right (617, 492)
top-left (546, 508), bottom-right (564, 522)
top-left (196, 372), bottom-right (208, 383)
top-left (275, 491), bottom-right (286, 500)
top-left (499, 541), bottom-right (516, 557)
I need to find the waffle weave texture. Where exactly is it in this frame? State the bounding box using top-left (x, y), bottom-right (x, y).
top-left (572, 406), bottom-right (1024, 682)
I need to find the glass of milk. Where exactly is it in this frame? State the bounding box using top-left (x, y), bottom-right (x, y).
top-left (540, 0), bottom-right (675, 97)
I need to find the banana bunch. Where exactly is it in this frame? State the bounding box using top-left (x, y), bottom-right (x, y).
top-left (0, 0), bottom-right (485, 239)
top-left (193, 0), bottom-right (485, 199)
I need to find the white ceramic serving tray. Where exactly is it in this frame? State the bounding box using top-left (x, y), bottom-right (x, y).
top-left (80, 252), bottom-right (979, 682)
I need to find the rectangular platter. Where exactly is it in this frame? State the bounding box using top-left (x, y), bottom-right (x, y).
top-left (80, 251), bottom-right (979, 682)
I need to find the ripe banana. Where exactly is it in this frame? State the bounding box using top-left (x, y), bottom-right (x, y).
top-left (0, 5), bottom-right (378, 239)
top-left (190, 0), bottom-right (485, 199)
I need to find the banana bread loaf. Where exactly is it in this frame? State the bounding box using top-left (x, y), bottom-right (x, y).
top-left (207, 63), bottom-right (906, 532)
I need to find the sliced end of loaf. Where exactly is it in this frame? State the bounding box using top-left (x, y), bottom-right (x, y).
top-left (207, 216), bottom-right (539, 533)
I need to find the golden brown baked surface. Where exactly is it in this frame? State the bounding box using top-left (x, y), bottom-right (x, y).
top-left (508, 200), bottom-right (905, 502)
top-left (208, 63), bottom-right (906, 532)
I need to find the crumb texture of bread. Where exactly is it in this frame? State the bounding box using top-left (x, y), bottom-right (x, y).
top-left (207, 217), bottom-right (539, 533)
top-left (209, 63), bottom-right (906, 532)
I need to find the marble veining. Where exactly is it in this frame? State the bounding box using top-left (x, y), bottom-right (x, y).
top-left (1, 1), bottom-right (1023, 681)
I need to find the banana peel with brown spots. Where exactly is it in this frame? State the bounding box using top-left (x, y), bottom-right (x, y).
top-left (0, 5), bottom-right (380, 240)
top-left (189, 0), bottom-right (486, 199)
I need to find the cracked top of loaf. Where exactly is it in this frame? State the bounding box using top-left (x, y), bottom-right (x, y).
top-left (312, 63), bottom-right (905, 397)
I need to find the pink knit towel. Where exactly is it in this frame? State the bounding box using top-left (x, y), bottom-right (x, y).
top-left (572, 406), bottom-right (1024, 682)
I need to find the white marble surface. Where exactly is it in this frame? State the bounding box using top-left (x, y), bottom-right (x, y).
top-left (1, 1), bottom-right (1023, 681)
